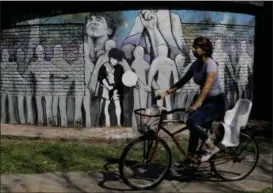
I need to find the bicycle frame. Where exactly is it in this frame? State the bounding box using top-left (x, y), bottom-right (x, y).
top-left (144, 108), bottom-right (201, 165)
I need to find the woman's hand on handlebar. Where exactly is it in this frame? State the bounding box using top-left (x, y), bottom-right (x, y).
top-left (155, 90), bottom-right (169, 100)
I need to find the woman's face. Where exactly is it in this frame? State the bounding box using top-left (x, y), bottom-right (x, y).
top-left (192, 44), bottom-right (206, 58)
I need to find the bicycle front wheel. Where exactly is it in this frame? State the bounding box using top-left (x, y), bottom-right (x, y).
top-left (119, 136), bottom-right (172, 190)
top-left (211, 131), bottom-right (259, 181)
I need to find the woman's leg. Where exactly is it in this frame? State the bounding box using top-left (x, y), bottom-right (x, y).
top-left (186, 110), bottom-right (209, 156)
top-left (187, 103), bottom-right (221, 162)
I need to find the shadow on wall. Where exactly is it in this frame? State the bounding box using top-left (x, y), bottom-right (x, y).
top-left (0, 10), bottom-right (255, 129)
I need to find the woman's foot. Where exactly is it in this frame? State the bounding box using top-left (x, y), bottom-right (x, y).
top-left (200, 146), bottom-right (220, 162)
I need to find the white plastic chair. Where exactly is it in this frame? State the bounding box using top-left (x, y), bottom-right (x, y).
top-left (220, 99), bottom-right (253, 147)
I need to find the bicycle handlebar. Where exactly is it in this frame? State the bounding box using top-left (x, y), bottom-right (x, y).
top-left (162, 108), bottom-right (187, 115)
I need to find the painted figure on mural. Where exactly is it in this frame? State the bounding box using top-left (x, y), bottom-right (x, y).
top-left (16, 48), bottom-right (27, 75)
top-left (71, 44), bottom-right (87, 127)
top-left (147, 45), bottom-right (180, 120)
top-left (1, 49), bottom-right (17, 124)
top-left (173, 53), bottom-right (187, 120)
top-left (84, 12), bottom-right (117, 64)
top-left (98, 48), bottom-right (125, 127)
top-left (184, 50), bottom-right (197, 109)
top-left (15, 48), bottom-right (29, 124)
top-left (212, 38), bottom-right (237, 107)
top-left (89, 40), bottom-right (117, 126)
top-left (131, 46), bottom-right (150, 129)
top-left (236, 40), bottom-right (253, 100)
top-left (52, 45), bottom-right (75, 127)
top-left (228, 42), bottom-right (239, 107)
top-left (174, 52), bottom-right (192, 110)
top-left (23, 45), bottom-right (54, 126)
top-left (122, 10), bottom-right (188, 61)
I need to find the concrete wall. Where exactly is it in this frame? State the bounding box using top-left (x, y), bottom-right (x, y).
top-left (0, 10), bottom-right (255, 128)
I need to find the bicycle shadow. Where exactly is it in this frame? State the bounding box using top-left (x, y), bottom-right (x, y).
top-left (95, 157), bottom-right (225, 191)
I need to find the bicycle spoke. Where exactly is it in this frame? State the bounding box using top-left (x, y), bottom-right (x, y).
top-left (119, 136), bottom-right (171, 190)
top-left (211, 132), bottom-right (259, 181)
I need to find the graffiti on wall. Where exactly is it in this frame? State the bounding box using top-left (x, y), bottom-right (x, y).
top-left (0, 10), bottom-right (255, 129)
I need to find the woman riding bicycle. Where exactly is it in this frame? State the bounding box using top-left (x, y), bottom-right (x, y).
top-left (157, 36), bottom-right (227, 165)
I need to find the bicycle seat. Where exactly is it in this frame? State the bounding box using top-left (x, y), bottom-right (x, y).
top-left (220, 99), bottom-right (252, 147)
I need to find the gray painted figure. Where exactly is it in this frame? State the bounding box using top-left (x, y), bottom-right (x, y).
top-left (213, 39), bottom-right (237, 105)
top-left (52, 45), bottom-right (75, 127)
top-left (148, 45), bottom-right (179, 120)
top-left (131, 46), bottom-right (150, 129)
top-left (23, 45), bottom-right (54, 125)
top-left (15, 48), bottom-right (29, 124)
top-left (228, 43), bottom-right (239, 107)
top-left (174, 51), bottom-right (196, 110)
top-left (236, 40), bottom-right (253, 100)
top-left (185, 51), bottom-right (199, 109)
top-left (71, 44), bottom-right (86, 127)
top-left (23, 20), bottom-right (40, 125)
top-left (1, 49), bottom-right (16, 124)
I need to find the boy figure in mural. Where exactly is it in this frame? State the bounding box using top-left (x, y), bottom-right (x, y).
top-left (98, 48), bottom-right (125, 127)
top-left (84, 12), bottom-right (117, 64)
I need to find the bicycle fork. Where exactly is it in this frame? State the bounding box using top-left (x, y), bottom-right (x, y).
top-left (142, 132), bottom-right (160, 164)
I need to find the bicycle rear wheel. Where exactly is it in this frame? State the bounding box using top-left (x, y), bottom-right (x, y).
top-left (119, 135), bottom-right (172, 190)
top-left (210, 131), bottom-right (259, 181)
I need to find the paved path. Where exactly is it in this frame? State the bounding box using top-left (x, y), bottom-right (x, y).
top-left (1, 122), bottom-right (272, 192)
top-left (1, 154), bottom-right (272, 193)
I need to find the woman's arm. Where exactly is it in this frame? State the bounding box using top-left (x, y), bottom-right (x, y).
top-left (166, 63), bottom-right (195, 94)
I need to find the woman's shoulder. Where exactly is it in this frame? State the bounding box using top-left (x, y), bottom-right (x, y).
top-left (206, 57), bottom-right (218, 66)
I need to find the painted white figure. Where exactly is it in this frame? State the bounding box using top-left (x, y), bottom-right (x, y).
top-left (20, 19), bottom-right (40, 125)
top-left (228, 43), bottom-right (239, 106)
top-left (71, 44), bottom-right (86, 127)
top-left (23, 45), bottom-right (53, 125)
top-left (15, 48), bottom-right (31, 124)
top-left (236, 41), bottom-right (253, 100)
top-left (213, 39), bottom-right (237, 105)
top-left (174, 51), bottom-right (195, 111)
top-left (1, 49), bottom-right (16, 123)
top-left (97, 48), bottom-right (125, 127)
top-left (16, 48), bottom-right (27, 75)
top-left (174, 53), bottom-right (186, 79)
top-left (148, 45), bottom-right (179, 120)
top-left (122, 10), bottom-right (188, 60)
top-left (131, 46), bottom-right (150, 129)
top-left (52, 45), bottom-right (75, 127)
top-left (84, 12), bottom-right (117, 63)
top-left (185, 51), bottom-right (199, 109)
top-left (25, 19), bottom-right (40, 66)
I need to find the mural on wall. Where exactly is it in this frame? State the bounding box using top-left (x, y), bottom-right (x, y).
top-left (0, 10), bottom-right (255, 129)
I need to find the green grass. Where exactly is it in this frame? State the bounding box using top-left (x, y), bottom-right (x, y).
top-left (258, 187), bottom-right (272, 193)
top-left (0, 138), bottom-right (184, 174)
top-left (1, 138), bottom-right (122, 174)
top-left (1, 135), bottom-right (271, 175)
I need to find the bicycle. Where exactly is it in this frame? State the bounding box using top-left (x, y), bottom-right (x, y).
top-left (118, 98), bottom-right (259, 190)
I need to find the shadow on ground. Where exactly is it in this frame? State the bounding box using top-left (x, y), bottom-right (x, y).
top-left (93, 155), bottom-right (272, 192)
top-left (1, 154), bottom-right (271, 193)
